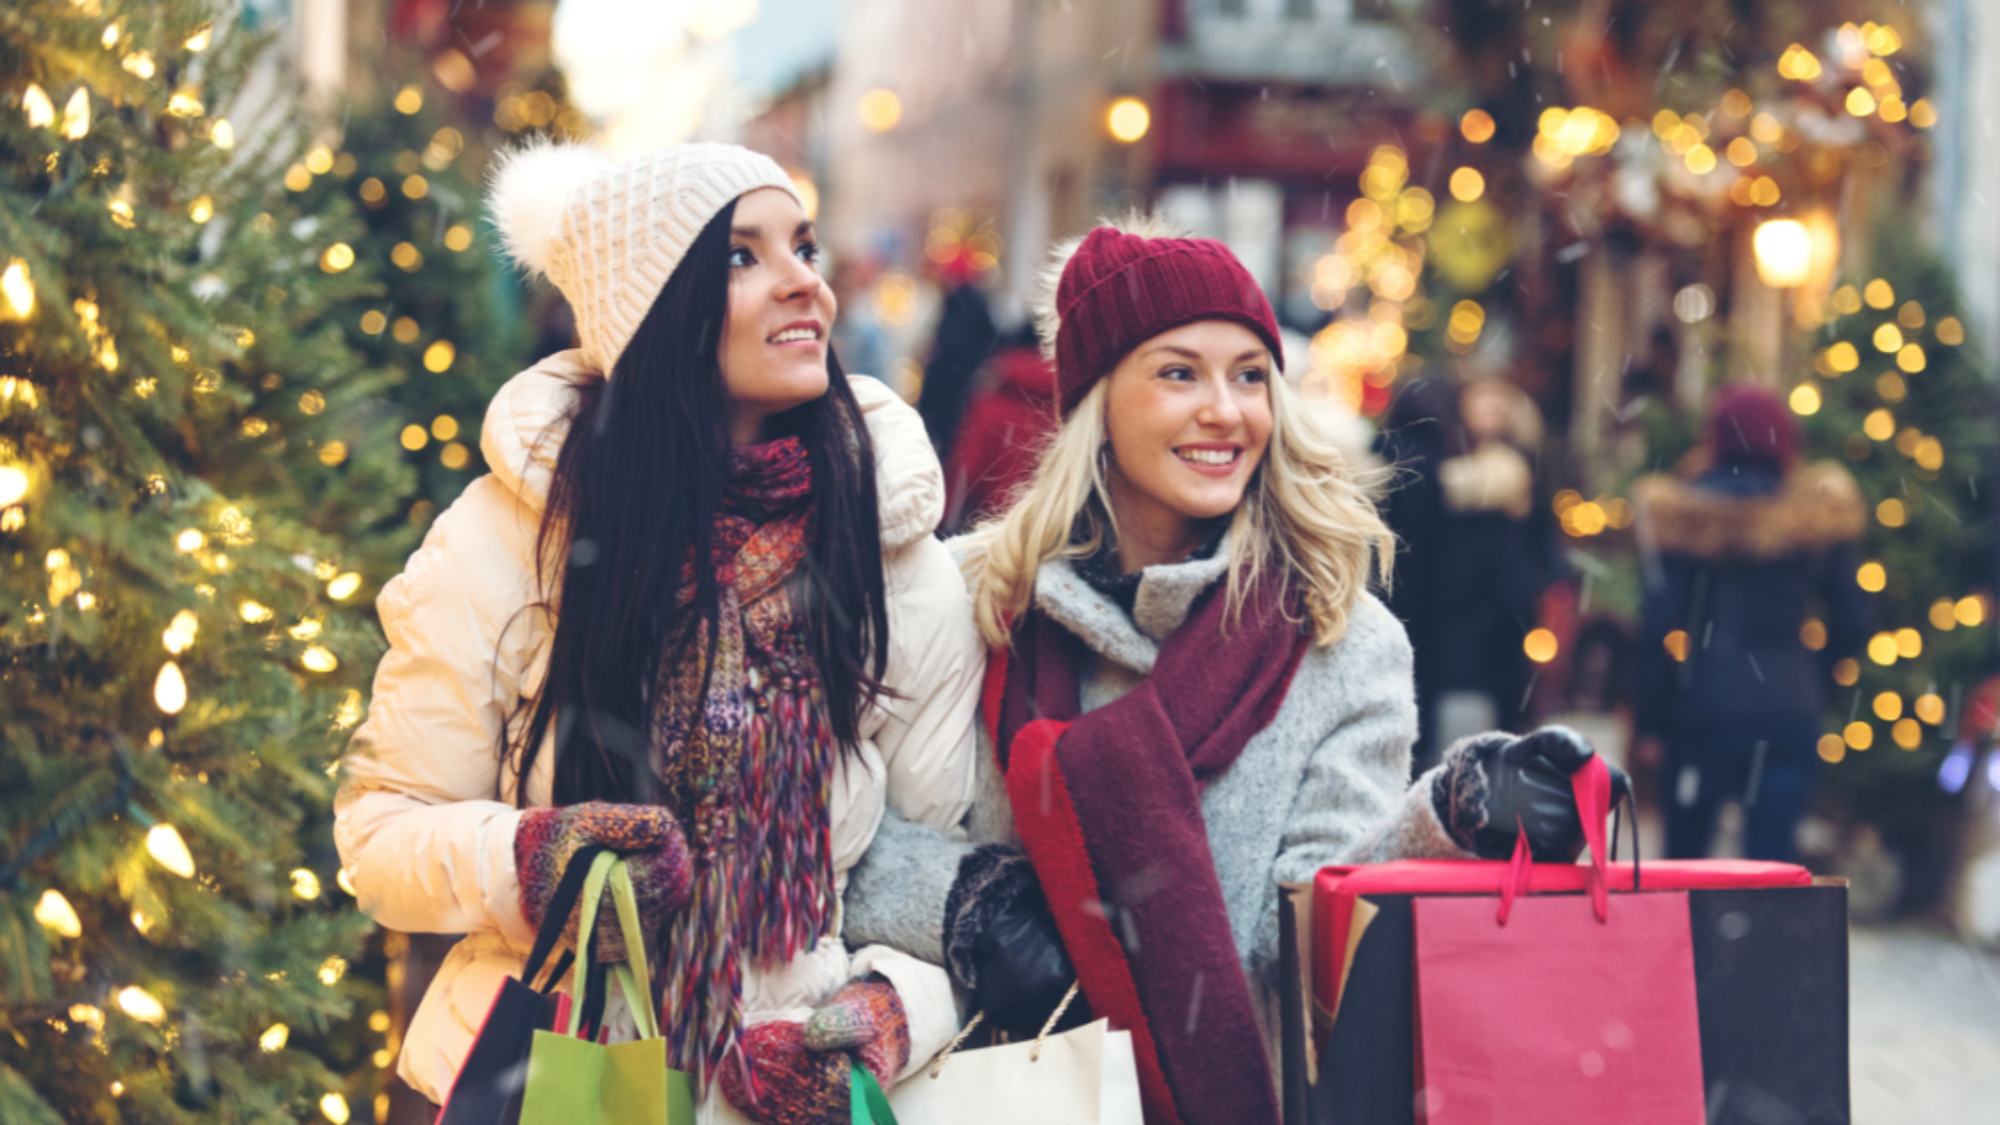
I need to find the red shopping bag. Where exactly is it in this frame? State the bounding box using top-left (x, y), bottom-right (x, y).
top-left (1409, 759), bottom-right (1703, 1124)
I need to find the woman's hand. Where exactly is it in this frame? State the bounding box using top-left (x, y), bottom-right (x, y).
top-left (1432, 727), bottom-right (1632, 861)
top-left (943, 845), bottom-right (1087, 1038)
top-left (724, 980), bottom-right (908, 1125)
top-left (513, 802), bottom-right (693, 961)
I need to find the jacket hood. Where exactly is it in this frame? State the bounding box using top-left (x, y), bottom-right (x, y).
top-left (480, 350), bottom-right (945, 549)
top-left (1633, 460), bottom-right (1865, 561)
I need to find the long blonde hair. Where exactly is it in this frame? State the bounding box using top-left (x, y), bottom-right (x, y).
top-left (959, 215), bottom-right (1394, 648)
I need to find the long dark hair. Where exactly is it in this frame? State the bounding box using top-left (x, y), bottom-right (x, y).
top-left (508, 199), bottom-right (890, 807)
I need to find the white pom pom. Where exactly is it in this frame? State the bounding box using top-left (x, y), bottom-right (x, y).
top-left (487, 140), bottom-right (609, 277)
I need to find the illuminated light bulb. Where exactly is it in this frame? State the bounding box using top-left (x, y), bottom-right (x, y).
top-left (154, 660), bottom-right (189, 715)
top-left (1800, 619), bottom-right (1827, 651)
top-left (290, 617), bottom-right (324, 640)
top-left (1845, 87), bottom-right (1877, 117)
top-left (147, 823), bottom-right (195, 876)
top-left (239, 600), bottom-right (274, 623)
top-left (210, 118), bottom-right (234, 149)
top-left (22, 84), bottom-right (55, 128)
top-left (122, 51), bottom-right (155, 79)
top-left (337, 867), bottom-right (358, 895)
top-left (166, 92), bottom-right (204, 117)
top-left (1895, 628), bottom-right (1923, 659)
top-left (301, 646), bottom-right (339, 673)
top-left (1788, 383), bottom-right (1821, 416)
top-left (1844, 721), bottom-right (1874, 751)
top-left (1916, 694), bottom-right (1946, 725)
top-left (1684, 143), bottom-right (1717, 174)
top-left (1957, 596), bottom-right (1987, 627)
top-left (260, 1023), bottom-right (289, 1052)
top-left (162, 609), bottom-right (199, 654)
top-left (1106, 97), bottom-right (1150, 143)
top-left (1832, 658), bottom-right (1860, 686)
top-left (0, 465), bottom-right (28, 506)
top-left (0, 260), bottom-right (30, 320)
top-left (1817, 735), bottom-right (1845, 764)
top-left (1931, 599), bottom-right (1960, 631)
top-left (1874, 323), bottom-right (1905, 353)
top-left (319, 956), bottom-right (348, 985)
top-left (431, 415), bottom-right (461, 441)
top-left (1938, 317), bottom-right (1965, 346)
top-left (188, 194), bottom-right (216, 226)
top-left (117, 986), bottom-right (166, 1023)
top-left (400, 424), bottom-right (429, 452)
top-left (1460, 108), bottom-right (1496, 143)
top-left (130, 910), bottom-right (154, 934)
top-left (1522, 629), bottom-right (1559, 664)
top-left (1897, 344), bottom-right (1926, 373)
top-left (322, 1092), bottom-right (351, 1125)
top-left (1448, 167), bottom-right (1485, 202)
top-left (1876, 498), bottom-right (1906, 527)
top-left (327, 572), bottom-right (362, 600)
top-left (176, 528), bottom-right (205, 552)
top-left (186, 23), bottom-right (213, 51)
top-left (444, 224), bottom-right (474, 252)
top-left (320, 244), bottom-right (355, 273)
top-left (34, 889), bottom-right (82, 937)
top-left (61, 88), bottom-right (89, 139)
top-left (1873, 692), bottom-right (1903, 722)
top-left (1908, 98), bottom-right (1936, 129)
top-left (292, 868), bottom-right (322, 900)
top-left (402, 174), bottom-right (429, 200)
top-left (394, 84), bottom-right (423, 114)
top-left (1752, 220), bottom-right (1812, 288)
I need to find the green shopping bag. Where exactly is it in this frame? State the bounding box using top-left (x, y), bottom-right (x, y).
top-left (518, 851), bottom-right (697, 1124)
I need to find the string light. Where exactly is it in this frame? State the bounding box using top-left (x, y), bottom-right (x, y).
top-left (327, 572), bottom-right (362, 600)
top-left (146, 823), bottom-right (195, 876)
top-left (211, 119), bottom-right (235, 149)
top-left (260, 1024), bottom-right (290, 1052)
top-left (1522, 629), bottom-right (1558, 663)
top-left (154, 660), bottom-right (188, 714)
top-left (162, 610), bottom-right (198, 654)
top-left (321, 1092), bottom-right (352, 1125)
top-left (185, 23), bottom-right (213, 51)
top-left (301, 646), bottom-right (339, 673)
top-left (22, 84), bottom-right (55, 128)
top-left (61, 88), bottom-right (89, 139)
top-left (292, 868), bottom-right (322, 900)
top-left (116, 987), bottom-right (166, 1023)
top-left (35, 889), bottom-right (82, 937)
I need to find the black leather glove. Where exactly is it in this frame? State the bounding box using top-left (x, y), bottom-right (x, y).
top-left (943, 845), bottom-right (1089, 1039)
top-left (1433, 726), bottom-right (1632, 862)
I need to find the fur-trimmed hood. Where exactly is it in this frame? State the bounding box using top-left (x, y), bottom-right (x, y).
top-left (1633, 461), bottom-right (1865, 561)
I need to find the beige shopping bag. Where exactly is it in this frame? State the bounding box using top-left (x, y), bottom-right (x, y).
top-left (886, 986), bottom-right (1142, 1125)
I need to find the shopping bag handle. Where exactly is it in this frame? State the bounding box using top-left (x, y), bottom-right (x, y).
top-left (1497, 755), bottom-right (1619, 924)
top-left (569, 853), bottom-right (662, 1042)
top-left (849, 1065), bottom-right (900, 1125)
top-left (520, 843), bottom-right (610, 989)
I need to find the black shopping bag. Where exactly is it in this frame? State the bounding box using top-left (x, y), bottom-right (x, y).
top-left (434, 845), bottom-right (600, 1125)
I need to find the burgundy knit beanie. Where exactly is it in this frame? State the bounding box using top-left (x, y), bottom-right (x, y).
top-left (1052, 226), bottom-right (1284, 416)
top-left (1708, 385), bottom-right (1798, 469)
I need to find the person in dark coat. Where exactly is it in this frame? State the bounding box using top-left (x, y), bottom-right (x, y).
top-left (1372, 378), bottom-right (1460, 770)
top-left (915, 258), bottom-right (998, 461)
top-left (1633, 385), bottom-right (1872, 862)
top-left (1429, 380), bottom-right (1554, 744)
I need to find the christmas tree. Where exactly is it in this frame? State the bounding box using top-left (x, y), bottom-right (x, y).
top-left (0, 4), bottom-right (416, 1120)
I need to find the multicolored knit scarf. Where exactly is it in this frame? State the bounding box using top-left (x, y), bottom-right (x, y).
top-left (649, 436), bottom-right (837, 1089)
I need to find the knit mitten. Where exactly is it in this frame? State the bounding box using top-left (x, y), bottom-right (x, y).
top-left (514, 801), bottom-right (693, 962)
top-left (803, 976), bottom-right (911, 1088)
top-left (1431, 726), bottom-right (1631, 861)
top-left (720, 1020), bottom-right (851, 1125)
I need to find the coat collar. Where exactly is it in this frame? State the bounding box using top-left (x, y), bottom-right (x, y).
top-left (1633, 461), bottom-right (1865, 561)
top-left (1035, 535), bottom-right (1234, 675)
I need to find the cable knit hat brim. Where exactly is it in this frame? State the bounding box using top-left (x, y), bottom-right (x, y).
top-left (488, 141), bottom-right (801, 375)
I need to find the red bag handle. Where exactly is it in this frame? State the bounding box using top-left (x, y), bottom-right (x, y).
top-left (1497, 755), bottom-right (1615, 924)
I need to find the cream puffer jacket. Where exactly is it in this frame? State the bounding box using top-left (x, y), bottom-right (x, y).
top-left (334, 351), bottom-right (982, 1113)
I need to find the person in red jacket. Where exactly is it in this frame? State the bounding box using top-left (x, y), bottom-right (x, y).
top-left (943, 332), bottom-right (1058, 531)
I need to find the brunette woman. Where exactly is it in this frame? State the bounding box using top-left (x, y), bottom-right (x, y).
top-left (334, 143), bottom-right (981, 1125)
top-left (845, 215), bottom-right (1622, 1125)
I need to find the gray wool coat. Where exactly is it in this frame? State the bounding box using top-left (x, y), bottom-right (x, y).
top-left (842, 545), bottom-right (1471, 1074)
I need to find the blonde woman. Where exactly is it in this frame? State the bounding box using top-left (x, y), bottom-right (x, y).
top-left (843, 216), bottom-right (1623, 1125)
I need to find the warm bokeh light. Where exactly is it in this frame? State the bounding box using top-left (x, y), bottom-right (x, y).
top-left (1856, 562), bottom-right (1886, 592)
top-left (1107, 97), bottom-right (1150, 143)
top-left (35, 889), bottom-right (81, 937)
top-left (1752, 220), bottom-right (1811, 288)
top-left (858, 88), bottom-right (902, 132)
top-left (117, 987), bottom-right (166, 1023)
top-left (146, 824), bottom-right (194, 877)
top-left (1460, 109), bottom-right (1496, 143)
top-left (1788, 384), bottom-right (1821, 416)
top-left (154, 661), bottom-right (188, 715)
top-left (1449, 167), bottom-right (1485, 202)
top-left (1843, 721), bottom-right (1874, 751)
top-left (1523, 628), bottom-right (1559, 664)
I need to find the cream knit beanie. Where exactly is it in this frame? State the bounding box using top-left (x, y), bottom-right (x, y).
top-left (488, 140), bottom-right (801, 374)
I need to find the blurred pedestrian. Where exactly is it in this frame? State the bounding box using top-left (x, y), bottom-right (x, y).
top-left (942, 327), bottom-right (1057, 532)
top-left (1373, 377), bottom-right (1459, 768)
top-left (915, 253), bottom-right (998, 460)
top-left (1633, 385), bottom-right (1871, 862)
top-left (1430, 379), bottom-right (1554, 747)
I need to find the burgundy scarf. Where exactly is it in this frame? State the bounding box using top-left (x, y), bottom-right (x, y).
top-left (988, 568), bottom-right (1309, 1125)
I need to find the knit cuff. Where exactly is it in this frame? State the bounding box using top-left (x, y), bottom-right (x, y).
top-left (1432, 734), bottom-right (1500, 854)
top-left (942, 845), bottom-right (1036, 993)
